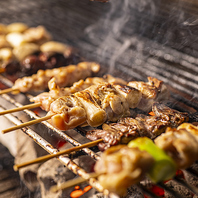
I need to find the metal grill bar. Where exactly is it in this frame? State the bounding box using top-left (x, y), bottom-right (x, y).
top-left (0, 104), bottom-right (107, 195)
top-left (0, 71), bottom-right (198, 197)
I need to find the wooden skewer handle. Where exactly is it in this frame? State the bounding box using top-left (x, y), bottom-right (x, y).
top-left (50, 172), bottom-right (103, 193)
top-left (0, 88), bottom-right (19, 95)
top-left (0, 103), bottom-right (41, 116)
top-left (13, 139), bottom-right (103, 171)
top-left (2, 114), bottom-right (53, 134)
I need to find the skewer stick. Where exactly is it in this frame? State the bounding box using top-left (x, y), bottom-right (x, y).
top-left (0, 103), bottom-right (41, 116)
top-left (2, 114), bottom-right (53, 134)
top-left (13, 139), bottom-right (103, 171)
top-left (0, 87), bottom-right (19, 95)
top-left (50, 172), bottom-right (103, 193)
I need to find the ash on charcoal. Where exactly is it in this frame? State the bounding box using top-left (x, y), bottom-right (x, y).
top-left (37, 155), bottom-right (96, 198)
top-left (37, 158), bottom-right (76, 198)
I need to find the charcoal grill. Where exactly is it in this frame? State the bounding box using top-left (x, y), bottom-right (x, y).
top-left (1, 0), bottom-right (198, 197)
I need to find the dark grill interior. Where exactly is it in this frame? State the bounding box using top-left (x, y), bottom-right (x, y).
top-left (1, 0), bottom-right (198, 197)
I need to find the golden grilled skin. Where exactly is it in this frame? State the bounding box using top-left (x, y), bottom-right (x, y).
top-left (48, 83), bottom-right (141, 131)
top-left (13, 62), bottom-right (100, 93)
top-left (128, 77), bottom-right (169, 112)
top-left (94, 145), bottom-right (154, 196)
top-left (155, 126), bottom-right (198, 169)
top-left (30, 74), bottom-right (127, 111)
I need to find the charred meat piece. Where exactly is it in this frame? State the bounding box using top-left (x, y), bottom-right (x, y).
top-left (152, 102), bottom-right (189, 127)
top-left (30, 74), bottom-right (128, 111)
top-left (48, 83), bottom-right (141, 131)
top-left (128, 77), bottom-right (169, 112)
top-left (12, 62), bottom-right (100, 93)
top-left (155, 127), bottom-right (198, 169)
top-left (94, 145), bottom-right (154, 196)
top-left (86, 102), bottom-right (189, 151)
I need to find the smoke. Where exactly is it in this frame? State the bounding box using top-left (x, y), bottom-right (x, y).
top-left (85, 0), bottom-right (198, 75)
top-left (85, 0), bottom-right (157, 73)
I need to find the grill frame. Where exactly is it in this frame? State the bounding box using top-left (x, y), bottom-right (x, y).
top-left (0, 72), bottom-right (198, 198)
top-left (0, 0), bottom-right (198, 197)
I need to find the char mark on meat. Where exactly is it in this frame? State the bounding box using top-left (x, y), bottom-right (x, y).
top-left (86, 102), bottom-right (189, 151)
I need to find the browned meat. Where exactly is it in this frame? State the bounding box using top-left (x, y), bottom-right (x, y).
top-left (86, 102), bottom-right (189, 151)
top-left (94, 145), bottom-right (154, 196)
top-left (48, 83), bottom-right (141, 131)
top-left (12, 62), bottom-right (100, 93)
top-left (128, 77), bottom-right (169, 112)
top-left (0, 23), bottom-right (80, 76)
top-left (30, 74), bottom-right (127, 111)
top-left (155, 127), bottom-right (198, 169)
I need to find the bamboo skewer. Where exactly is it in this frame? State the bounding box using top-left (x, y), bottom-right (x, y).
top-left (0, 103), bottom-right (41, 116)
top-left (14, 139), bottom-right (103, 171)
top-left (0, 87), bottom-right (19, 95)
top-left (50, 172), bottom-right (103, 193)
top-left (2, 114), bottom-right (54, 134)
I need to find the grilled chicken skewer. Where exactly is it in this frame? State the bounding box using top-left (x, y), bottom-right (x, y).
top-left (47, 83), bottom-right (142, 131)
top-left (30, 74), bottom-right (127, 111)
top-left (13, 102), bottom-right (189, 169)
top-left (0, 62), bottom-right (100, 94)
top-left (155, 123), bottom-right (198, 170)
top-left (47, 77), bottom-right (168, 130)
top-left (86, 102), bottom-right (189, 151)
top-left (2, 77), bottom-right (168, 133)
top-left (0, 74), bottom-right (127, 115)
top-left (94, 123), bottom-right (198, 196)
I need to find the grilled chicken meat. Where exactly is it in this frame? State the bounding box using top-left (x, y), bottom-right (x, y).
top-left (30, 74), bottom-right (127, 111)
top-left (155, 125), bottom-right (198, 169)
top-left (128, 77), bottom-right (169, 112)
top-left (86, 102), bottom-right (189, 151)
top-left (48, 83), bottom-right (142, 131)
top-left (12, 62), bottom-right (100, 93)
top-left (94, 145), bottom-right (154, 196)
top-left (94, 123), bottom-right (198, 196)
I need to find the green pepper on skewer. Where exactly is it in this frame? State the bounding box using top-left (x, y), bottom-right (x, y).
top-left (128, 137), bottom-right (177, 183)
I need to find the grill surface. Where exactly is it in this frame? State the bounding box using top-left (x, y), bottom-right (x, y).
top-left (0, 0), bottom-right (198, 197)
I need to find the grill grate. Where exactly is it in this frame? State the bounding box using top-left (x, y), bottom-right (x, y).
top-left (0, 0), bottom-right (198, 197)
top-left (0, 73), bottom-right (198, 197)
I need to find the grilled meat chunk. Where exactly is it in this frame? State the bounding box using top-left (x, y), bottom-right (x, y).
top-left (128, 77), bottom-right (169, 112)
top-left (86, 102), bottom-right (189, 151)
top-left (94, 145), bottom-right (154, 196)
top-left (12, 62), bottom-right (100, 93)
top-left (155, 127), bottom-right (198, 169)
top-left (30, 74), bottom-right (127, 111)
top-left (48, 83), bottom-right (141, 131)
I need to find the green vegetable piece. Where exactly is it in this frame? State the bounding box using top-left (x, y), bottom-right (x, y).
top-left (128, 137), bottom-right (177, 183)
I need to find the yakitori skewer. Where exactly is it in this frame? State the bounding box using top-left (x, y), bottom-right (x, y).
top-left (0, 62), bottom-right (100, 95)
top-left (0, 74), bottom-right (127, 115)
top-left (50, 123), bottom-right (198, 196)
top-left (13, 139), bottom-right (103, 171)
top-left (1, 78), bottom-right (169, 133)
top-left (12, 103), bottom-right (189, 170)
top-left (0, 75), bottom-right (167, 117)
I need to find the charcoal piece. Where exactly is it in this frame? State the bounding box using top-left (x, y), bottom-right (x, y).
top-left (164, 179), bottom-right (194, 198)
top-left (15, 130), bottom-right (46, 192)
top-left (37, 158), bottom-right (76, 198)
top-left (37, 155), bottom-right (96, 198)
top-left (183, 161), bottom-right (198, 188)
